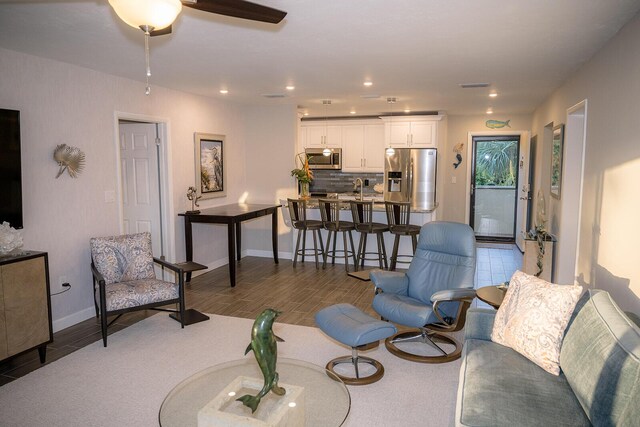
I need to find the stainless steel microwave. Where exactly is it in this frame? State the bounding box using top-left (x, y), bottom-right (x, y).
top-left (305, 148), bottom-right (342, 170)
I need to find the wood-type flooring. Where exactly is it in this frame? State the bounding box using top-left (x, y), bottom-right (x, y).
top-left (0, 257), bottom-right (377, 386)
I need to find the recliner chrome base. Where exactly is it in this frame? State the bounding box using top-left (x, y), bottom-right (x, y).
top-left (385, 328), bottom-right (462, 363)
top-left (326, 346), bottom-right (385, 385)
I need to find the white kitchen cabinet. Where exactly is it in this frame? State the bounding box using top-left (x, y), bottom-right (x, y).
top-left (409, 121), bottom-right (437, 147)
top-left (341, 123), bottom-right (385, 172)
top-left (301, 123), bottom-right (342, 148)
top-left (382, 116), bottom-right (443, 148)
top-left (341, 125), bottom-right (365, 170)
top-left (362, 124), bottom-right (385, 171)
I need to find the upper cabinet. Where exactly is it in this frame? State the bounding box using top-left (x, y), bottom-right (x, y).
top-left (301, 123), bottom-right (342, 148)
top-left (381, 115), bottom-right (445, 148)
top-left (301, 119), bottom-right (385, 172)
top-left (341, 123), bottom-right (385, 172)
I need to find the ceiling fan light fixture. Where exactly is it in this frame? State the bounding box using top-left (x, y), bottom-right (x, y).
top-left (109, 0), bottom-right (182, 31)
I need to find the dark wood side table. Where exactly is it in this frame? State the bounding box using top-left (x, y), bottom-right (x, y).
top-left (476, 285), bottom-right (508, 309)
top-left (168, 261), bottom-right (210, 326)
top-left (179, 203), bottom-right (279, 287)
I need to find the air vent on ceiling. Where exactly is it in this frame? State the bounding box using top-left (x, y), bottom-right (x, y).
top-left (361, 94), bottom-right (381, 99)
top-left (262, 93), bottom-right (287, 98)
top-left (459, 83), bottom-right (490, 88)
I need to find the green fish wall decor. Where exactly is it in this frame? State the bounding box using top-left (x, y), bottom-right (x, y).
top-left (237, 308), bottom-right (286, 413)
top-left (485, 119), bottom-right (511, 129)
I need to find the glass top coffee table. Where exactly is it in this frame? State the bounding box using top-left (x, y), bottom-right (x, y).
top-left (159, 358), bottom-right (351, 427)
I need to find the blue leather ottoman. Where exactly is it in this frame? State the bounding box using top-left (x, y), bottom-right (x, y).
top-left (315, 303), bottom-right (397, 385)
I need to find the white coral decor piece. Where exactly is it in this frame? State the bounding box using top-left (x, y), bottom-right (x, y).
top-left (0, 222), bottom-right (23, 254)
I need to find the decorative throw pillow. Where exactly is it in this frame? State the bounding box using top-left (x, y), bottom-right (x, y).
top-left (491, 270), bottom-right (582, 375)
top-left (90, 232), bottom-right (155, 285)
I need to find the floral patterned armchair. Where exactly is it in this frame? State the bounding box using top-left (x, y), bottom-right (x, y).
top-left (89, 232), bottom-right (185, 347)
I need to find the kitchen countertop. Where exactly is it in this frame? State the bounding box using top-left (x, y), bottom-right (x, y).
top-left (290, 195), bottom-right (438, 213)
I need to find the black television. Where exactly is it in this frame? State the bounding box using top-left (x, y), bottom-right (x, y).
top-left (0, 108), bottom-right (23, 229)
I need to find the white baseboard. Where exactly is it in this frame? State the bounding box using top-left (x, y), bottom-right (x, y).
top-left (245, 249), bottom-right (293, 260)
top-left (53, 306), bottom-right (96, 333)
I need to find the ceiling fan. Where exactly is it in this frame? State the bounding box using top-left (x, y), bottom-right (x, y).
top-left (107, 0), bottom-right (287, 94)
top-left (109, 0), bottom-right (287, 37)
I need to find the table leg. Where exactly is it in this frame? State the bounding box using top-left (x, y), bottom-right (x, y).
top-left (272, 209), bottom-right (279, 264)
top-left (184, 216), bottom-right (194, 282)
top-left (236, 220), bottom-right (242, 261)
top-left (228, 222), bottom-right (236, 287)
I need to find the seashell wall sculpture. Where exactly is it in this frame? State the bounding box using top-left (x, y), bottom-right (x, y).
top-left (53, 144), bottom-right (85, 178)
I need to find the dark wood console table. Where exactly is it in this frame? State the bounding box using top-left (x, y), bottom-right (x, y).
top-left (179, 203), bottom-right (279, 287)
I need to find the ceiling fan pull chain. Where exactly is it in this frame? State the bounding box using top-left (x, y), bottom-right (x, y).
top-left (144, 28), bottom-right (151, 95)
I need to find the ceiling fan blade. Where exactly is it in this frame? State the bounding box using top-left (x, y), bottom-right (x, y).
top-left (150, 25), bottom-right (173, 37)
top-left (181, 0), bottom-right (287, 24)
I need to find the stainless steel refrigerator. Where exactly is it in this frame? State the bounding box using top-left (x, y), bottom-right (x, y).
top-left (384, 148), bottom-right (437, 210)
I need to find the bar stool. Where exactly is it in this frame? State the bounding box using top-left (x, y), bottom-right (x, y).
top-left (318, 199), bottom-right (358, 272)
top-left (385, 201), bottom-right (421, 270)
top-left (287, 198), bottom-right (324, 269)
top-left (349, 200), bottom-right (389, 269)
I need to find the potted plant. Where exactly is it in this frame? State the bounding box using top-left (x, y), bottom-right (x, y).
top-left (291, 153), bottom-right (313, 198)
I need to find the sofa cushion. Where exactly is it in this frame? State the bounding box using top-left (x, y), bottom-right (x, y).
top-left (99, 279), bottom-right (179, 312)
top-left (491, 270), bottom-right (582, 375)
top-left (560, 290), bottom-right (640, 426)
top-left (456, 338), bottom-right (590, 427)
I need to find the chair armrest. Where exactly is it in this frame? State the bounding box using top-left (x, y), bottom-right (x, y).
top-left (464, 308), bottom-right (496, 342)
top-left (153, 257), bottom-right (184, 276)
top-left (370, 270), bottom-right (409, 295)
top-left (90, 263), bottom-right (106, 285)
top-left (431, 288), bottom-right (476, 303)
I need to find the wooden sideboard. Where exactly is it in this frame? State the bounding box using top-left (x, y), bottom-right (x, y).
top-left (0, 251), bottom-right (53, 363)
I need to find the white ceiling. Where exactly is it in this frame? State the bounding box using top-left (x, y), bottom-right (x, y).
top-left (1, 0), bottom-right (639, 117)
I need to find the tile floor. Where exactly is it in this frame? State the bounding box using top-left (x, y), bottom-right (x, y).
top-left (474, 243), bottom-right (522, 308)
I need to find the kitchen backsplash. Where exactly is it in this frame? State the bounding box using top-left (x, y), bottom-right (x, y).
top-left (310, 170), bottom-right (383, 194)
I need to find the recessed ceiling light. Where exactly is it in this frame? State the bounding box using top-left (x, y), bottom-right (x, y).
top-left (350, 110), bottom-right (356, 114)
top-left (219, 89), bottom-right (228, 94)
top-left (303, 112), bottom-right (309, 116)
top-left (489, 92), bottom-right (498, 97)
top-left (486, 109), bottom-right (493, 114)
top-left (363, 81), bottom-right (373, 87)
top-left (404, 109), bottom-right (411, 113)
top-left (286, 85), bottom-right (295, 91)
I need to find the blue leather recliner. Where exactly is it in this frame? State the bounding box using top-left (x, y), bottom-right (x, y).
top-left (371, 221), bottom-right (477, 362)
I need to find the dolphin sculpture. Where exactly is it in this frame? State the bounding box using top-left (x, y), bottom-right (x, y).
top-left (237, 308), bottom-right (286, 413)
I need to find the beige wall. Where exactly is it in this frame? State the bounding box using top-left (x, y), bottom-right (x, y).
top-left (0, 47), bottom-right (295, 329)
top-left (241, 105), bottom-right (298, 257)
top-left (440, 114), bottom-right (533, 223)
top-left (531, 12), bottom-right (640, 313)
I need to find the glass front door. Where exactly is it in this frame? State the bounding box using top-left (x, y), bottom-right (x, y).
top-left (470, 136), bottom-right (520, 241)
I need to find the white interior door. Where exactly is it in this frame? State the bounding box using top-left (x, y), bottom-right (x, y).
top-left (118, 122), bottom-right (163, 258)
top-left (515, 136), bottom-right (530, 251)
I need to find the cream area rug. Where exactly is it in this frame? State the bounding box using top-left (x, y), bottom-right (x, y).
top-left (0, 313), bottom-right (461, 426)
